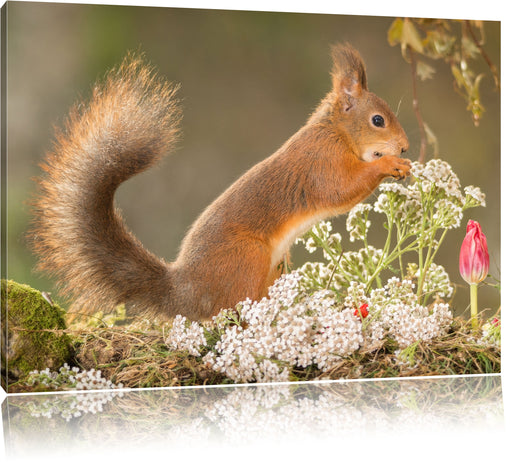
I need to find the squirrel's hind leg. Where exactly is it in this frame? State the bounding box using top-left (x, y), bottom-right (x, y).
top-left (175, 240), bottom-right (275, 320)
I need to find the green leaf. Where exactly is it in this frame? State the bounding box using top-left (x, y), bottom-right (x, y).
top-left (388, 18), bottom-right (404, 46)
top-left (402, 18), bottom-right (424, 54)
top-left (451, 64), bottom-right (467, 90)
top-left (424, 30), bottom-right (456, 59)
top-left (471, 73), bottom-right (485, 98)
top-left (462, 35), bottom-right (480, 59)
top-left (388, 18), bottom-right (424, 60)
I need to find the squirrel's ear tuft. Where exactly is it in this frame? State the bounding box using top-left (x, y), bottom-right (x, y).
top-left (330, 43), bottom-right (368, 106)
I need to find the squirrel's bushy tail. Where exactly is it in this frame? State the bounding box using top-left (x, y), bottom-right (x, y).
top-left (29, 54), bottom-right (181, 317)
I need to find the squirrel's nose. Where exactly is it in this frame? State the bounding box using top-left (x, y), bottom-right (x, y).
top-left (401, 138), bottom-right (410, 154)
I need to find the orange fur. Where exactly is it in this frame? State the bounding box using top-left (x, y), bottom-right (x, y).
top-left (29, 44), bottom-right (410, 321)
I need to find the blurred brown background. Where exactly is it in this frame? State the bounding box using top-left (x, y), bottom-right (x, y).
top-left (5, 2), bottom-right (500, 317)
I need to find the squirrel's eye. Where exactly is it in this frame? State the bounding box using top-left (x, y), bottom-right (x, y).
top-left (372, 115), bottom-right (385, 128)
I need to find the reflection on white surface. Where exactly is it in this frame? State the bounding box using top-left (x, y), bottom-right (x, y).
top-left (1, 374), bottom-right (505, 461)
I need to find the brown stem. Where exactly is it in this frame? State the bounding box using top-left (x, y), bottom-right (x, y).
top-left (465, 20), bottom-right (500, 90)
top-left (409, 46), bottom-right (427, 164)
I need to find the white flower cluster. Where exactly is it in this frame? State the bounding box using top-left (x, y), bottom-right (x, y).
top-left (295, 220), bottom-right (343, 261)
top-left (346, 203), bottom-right (372, 241)
top-left (295, 220), bottom-right (333, 254)
top-left (416, 263), bottom-right (454, 299)
top-left (376, 299), bottom-right (452, 348)
top-left (202, 272), bottom-right (364, 382)
top-left (433, 198), bottom-right (463, 229)
top-left (464, 185), bottom-right (486, 207)
top-left (374, 159), bottom-right (485, 233)
top-left (166, 271), bottom-right (453, 384)
top-left (340, 245), bottom-right (383, 283)
top-left (25, 363), bottom-right (124, 391)
top-left (165, 314), bottom-right (207, 357)
top-left (411, 158), bottom-right (463, 201)
top-left (345, 277), bottom-right (453, 349)
top-left (374, 182), bottom-right (423, 232)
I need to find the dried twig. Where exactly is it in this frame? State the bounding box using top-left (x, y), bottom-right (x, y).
top-left (465, 20), bottom-right (500, 90)
top-left (408, 46), bottom-right (428, 164)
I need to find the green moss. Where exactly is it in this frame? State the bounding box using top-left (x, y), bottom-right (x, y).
top-left (1, 279), bottom-right (72, 389)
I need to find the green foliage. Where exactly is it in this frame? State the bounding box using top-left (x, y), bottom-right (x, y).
top-left (388, 18), bottom-right (499, 127)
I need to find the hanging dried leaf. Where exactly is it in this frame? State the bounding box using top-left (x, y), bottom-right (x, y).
top-left (416, 60), bottom-right (436, 81)
top-left (402, 18), bottom-right (424, 55)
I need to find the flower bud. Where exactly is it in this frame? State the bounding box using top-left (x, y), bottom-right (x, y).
top-left (459, 220), bottom-right (489, 285)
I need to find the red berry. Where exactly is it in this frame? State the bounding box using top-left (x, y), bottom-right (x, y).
top-left (354, 303), bottom-right (369, 319)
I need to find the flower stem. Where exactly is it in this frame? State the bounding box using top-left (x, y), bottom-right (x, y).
top-left (309, 231), bottom-right (342, 272)
top-left (470, 283), bottom-right (479, 331)
top-left (417, 227), bottom-right (448, 303)
top-left (365, 213), bottom-right (394, 291)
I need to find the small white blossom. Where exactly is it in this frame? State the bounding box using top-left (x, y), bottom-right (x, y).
top-left (464, 185), bottom-right (486, 208)
top-left (166, 315), bottom-right (207, 356)
top-left (433, 199), bottom-right (463, 229)
top-left (25, 363), bottom-right (124, 391)
top-left (304, 237), bottom-right (317, 253)
top-left (416, 263), bottom-right (454, 299)
top-left (346, 203), bottom-right (372, 241)
top-left (412, 159), bottom-right (464, 202)
top-left (365, 279), bottom-right (453, 349)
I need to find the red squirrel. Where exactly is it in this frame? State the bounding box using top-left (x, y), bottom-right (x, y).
top-left (29, 44), bottom-right (410, 321)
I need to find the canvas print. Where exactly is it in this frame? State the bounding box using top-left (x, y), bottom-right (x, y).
top-left (0, 1), bottom-right (501, 393)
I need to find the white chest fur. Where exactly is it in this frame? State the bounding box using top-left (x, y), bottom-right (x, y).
top-left (269, 207), bottom-right (344, 269)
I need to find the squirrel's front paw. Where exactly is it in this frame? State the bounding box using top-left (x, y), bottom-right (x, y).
top-left (379, 156), bottom-right (411, 180)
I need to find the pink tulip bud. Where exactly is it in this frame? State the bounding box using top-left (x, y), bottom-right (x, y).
top-left (459, 220), bottom-right (489, 285)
